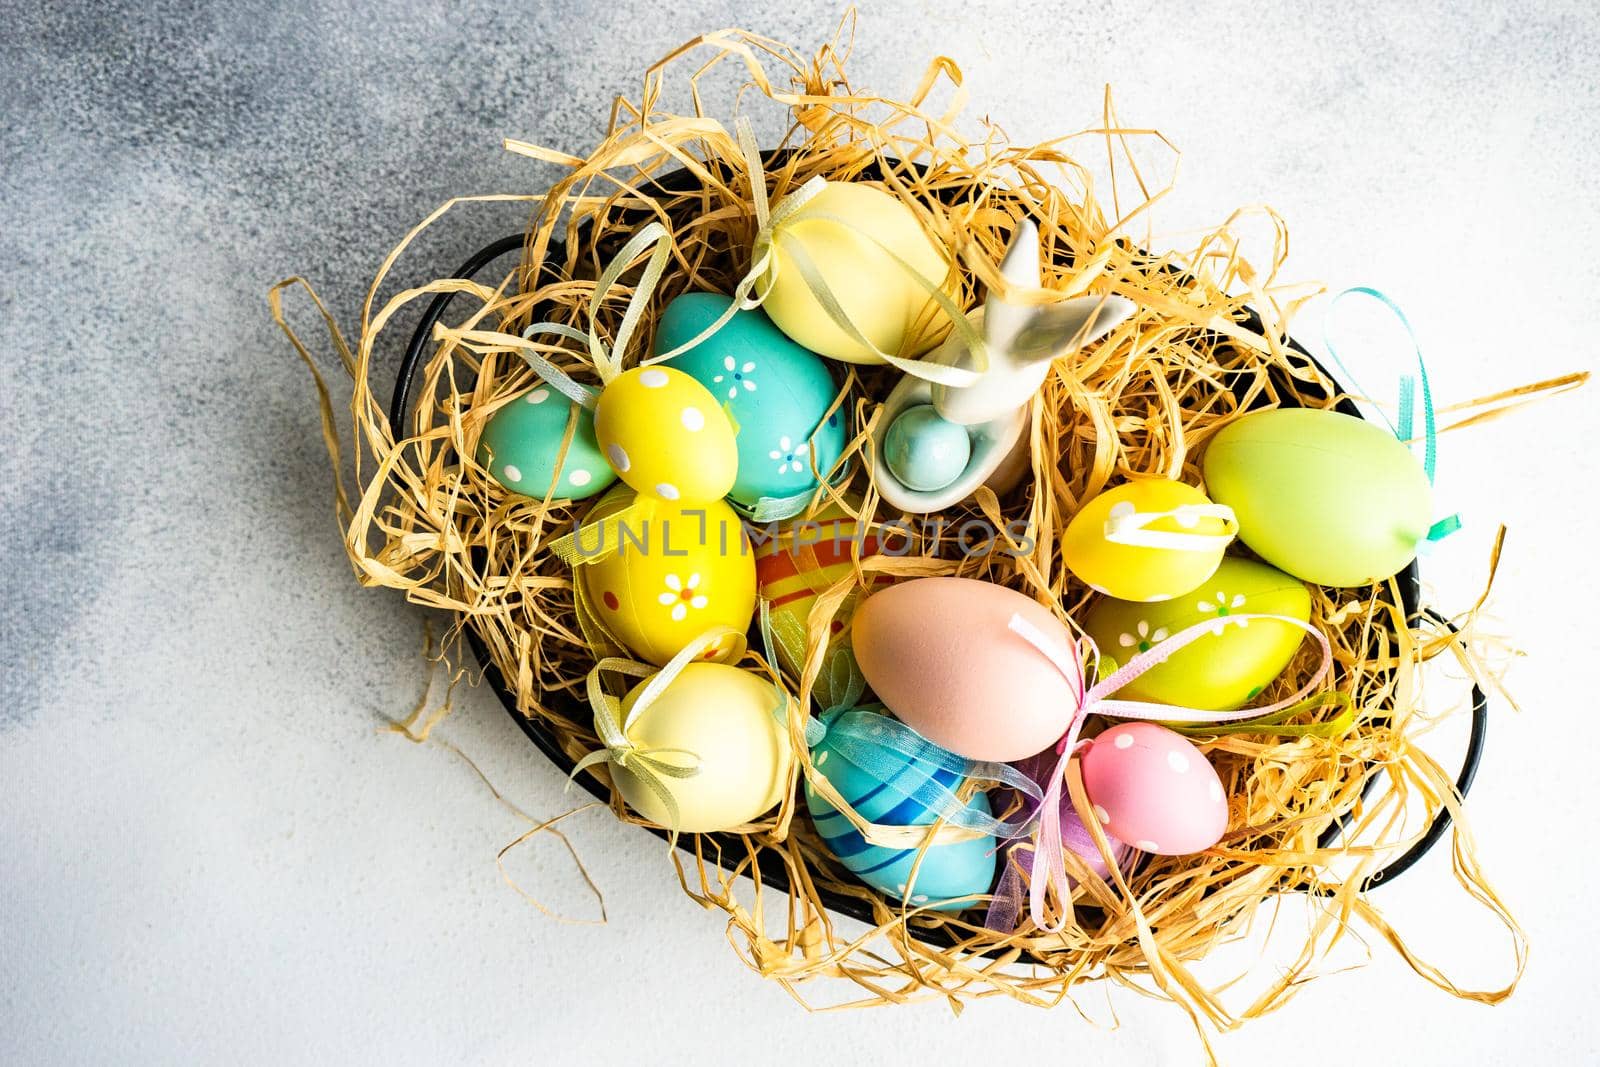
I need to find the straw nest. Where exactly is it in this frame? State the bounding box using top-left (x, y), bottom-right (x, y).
top-left (274, 19), bottom-right (1547, 1050)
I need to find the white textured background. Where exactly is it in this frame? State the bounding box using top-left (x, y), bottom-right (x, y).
top-left (3, 2), bottom-right (1597, 1063)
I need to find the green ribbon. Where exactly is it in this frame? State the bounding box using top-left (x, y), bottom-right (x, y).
top-left (758, 598), bottom-right (864, 726)
top-left (1165, 691), bottom-right (1357, 739)
top-left (729, 456), bottom-right (856, 524)
top-left (1323, 286), bottom-right (1460, 545)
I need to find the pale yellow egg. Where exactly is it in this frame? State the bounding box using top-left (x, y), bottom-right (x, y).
top-left (609, 662), bottom-right (794, 833)
top-left (758, 181), bottom-right (953, 364)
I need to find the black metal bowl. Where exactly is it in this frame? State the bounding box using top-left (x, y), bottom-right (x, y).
top-left (391, 154), bottom-right (1487, 958)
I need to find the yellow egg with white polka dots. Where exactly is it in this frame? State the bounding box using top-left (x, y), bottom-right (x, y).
top-left (593, 366), bottom-right (738, 504)
top-left (577, 484), bottom-right (757, 665)
top-left (1061, 480), bottom-right (1235, 603)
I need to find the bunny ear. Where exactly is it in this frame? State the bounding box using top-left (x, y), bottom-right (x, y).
top-left (981, 218), bottom-right (1045, 348)
top-left (981, 219), bottom-right (1137, 365)
top-left (1007, 294), bottom-right (1138, 367)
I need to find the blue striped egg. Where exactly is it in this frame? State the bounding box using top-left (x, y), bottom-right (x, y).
top-left (804, 709), bottom-right (997, 911)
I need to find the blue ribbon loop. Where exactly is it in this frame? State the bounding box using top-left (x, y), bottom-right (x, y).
top-left (1323, 286), bottom-right (1460, 543)
top-left (813, 706), bottom-right (1043, 840)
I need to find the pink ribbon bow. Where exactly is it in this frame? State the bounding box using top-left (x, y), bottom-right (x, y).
top-left (989, 611), bottom-right (1337, 933)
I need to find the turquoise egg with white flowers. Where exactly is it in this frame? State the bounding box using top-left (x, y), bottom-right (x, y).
top-left (477, 385), bottom-right (616, 500)
top-left (804, 707), bottom-right (997, 911)
top-left (655, 292), bottom-right (846, 517)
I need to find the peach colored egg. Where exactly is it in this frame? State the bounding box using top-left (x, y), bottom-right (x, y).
top-left (850, 576), bottom-right (1079, 762)
top-left (1079, 722), bottom-right (1228, 856)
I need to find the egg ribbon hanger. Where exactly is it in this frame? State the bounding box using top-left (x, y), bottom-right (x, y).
top-left (1322, 286), bottom-right (1461, 545)
top-left (443, 182), bottom-right (739, 413)
top-left (759, 573), bottom-right (871, 713)
top-left (756, 602), bottom-right (1044, 854)
top-left (728, 119), bottom-right (991, 388)
top-left (1101, 500), bottom-right (1239, 551)
top-left (575, 625), bottom-right (764, 844)
top-left (993, 611), bottom-right (1345, 934)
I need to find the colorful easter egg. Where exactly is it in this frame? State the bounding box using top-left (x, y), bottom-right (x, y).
top-left (758, 181), bottom-right (953, 364)
top-left (654, 292), bottom-right (847, 515)
top-left (754, 504), bottom-right (898, 709)
top-left (1083, 558), bottom-right (1312, 710)
top-left (592, 365), bottom-right (738, 503)
top-left (1202, 407), bottom-right (1433, 587)
top-left (608, 662), bottom-right (794, 833)
top-left (1079, 723), bottom-right (1228, 856)
top-left (476, 384), bottom-right (616, 500)
top-left (804, 708), bottom-right (997, 910)
top-left (1062, 480), bottom-right (1235, 602)
top-left (851, 576), bottom-right (1080, 762)
top-left (577, 484), bottom-right (756, 665)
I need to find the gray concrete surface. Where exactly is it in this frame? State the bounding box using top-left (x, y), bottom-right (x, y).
top-left (3, 1), bottom-right (1598, 1063)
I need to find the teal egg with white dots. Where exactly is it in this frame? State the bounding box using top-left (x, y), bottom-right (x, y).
top-left (477, 385), bottom-right (616, 500)
top-left (883, 404), bottom-right (971, 492)
top-left (804, 708), bottom-right (998, 911)
top-left (654, 292), bottom-right (846, 515)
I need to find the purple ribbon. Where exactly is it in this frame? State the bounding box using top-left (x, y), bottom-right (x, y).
top-left (988, 610), bottom-right (1336, 933)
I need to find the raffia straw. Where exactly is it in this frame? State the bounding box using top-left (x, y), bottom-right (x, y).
top-left (272, 16), bottom-right (1575, 1047)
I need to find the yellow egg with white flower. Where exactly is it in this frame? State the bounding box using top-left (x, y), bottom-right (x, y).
top-left (577, 484), bottom-right (756, 665)
top-left (1083, 558), bottom-right (1312, 709)
top-left (592, 365), bottom-right (739, 503)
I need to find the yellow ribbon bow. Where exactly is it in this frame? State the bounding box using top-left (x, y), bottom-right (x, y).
top-left (572, 625), bottom-right (750, 844)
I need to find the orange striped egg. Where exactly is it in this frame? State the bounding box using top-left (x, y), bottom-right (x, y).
top-left (754, 504), bottom-right (900, 706)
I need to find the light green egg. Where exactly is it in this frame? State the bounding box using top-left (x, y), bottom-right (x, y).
top-left (1202, 408), bottom-right (1432, 587)
top-left (476, 385), bottom-right (616, 500)
top-left (1085, 557), bottom-right (1311, 710)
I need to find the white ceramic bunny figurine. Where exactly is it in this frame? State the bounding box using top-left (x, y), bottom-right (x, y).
top-left (871, 219), bottom-right (1136, 514)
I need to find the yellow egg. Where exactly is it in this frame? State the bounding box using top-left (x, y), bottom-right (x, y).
top-left (609, 662), bottom-right (794, 833)
top-left (1062, 481), bottom-right (1234, 603)
top-left (592, 366), bottom-right (738, 503)
top-left (758, 181), bottom-right (953, 365)
top-left (578, 485), bottom-right (756, 665)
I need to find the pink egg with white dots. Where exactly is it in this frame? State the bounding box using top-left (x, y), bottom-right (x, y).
top-left (1080, 722), bottom-right (1228, 856)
